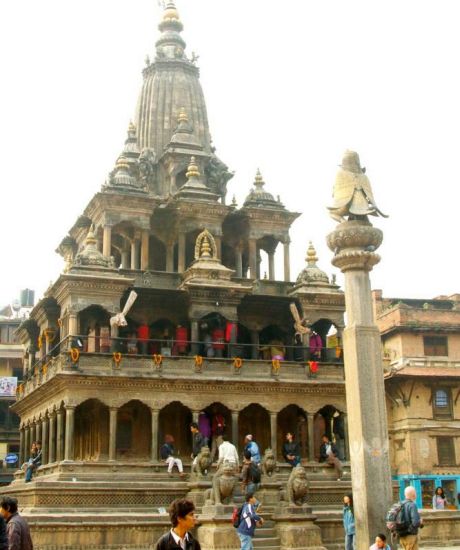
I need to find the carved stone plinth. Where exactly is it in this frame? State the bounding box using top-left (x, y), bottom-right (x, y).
top-left (197, 507), bottom-right (239, 550)
top-left (186, 480), bottom-right (212, 509)
top-left (256, 479), bottom-right (282, 509)
top-left (274, 506), bottom-right (326, 550)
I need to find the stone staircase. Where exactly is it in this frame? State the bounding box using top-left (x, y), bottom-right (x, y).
top-left (253, 519), bottom-right (280, 550)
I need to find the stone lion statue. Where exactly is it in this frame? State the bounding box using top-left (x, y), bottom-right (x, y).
top-left (205, 460), bottom-right (237, 505)
top-left (262, 448), bottom-right (276, 477)
top-left (283, 465), bottom-right (309, 506)
top-left (191, 446), bottom-right (212, 477)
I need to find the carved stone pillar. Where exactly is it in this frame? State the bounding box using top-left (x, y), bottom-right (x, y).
top-left (131, 239), bottom-right (140, 270)
top-left (270, 412), bottom-right (277, 458)
top-left (248, 238), bottom-right (257, 279)
top-left (141, 230), bottom-right (150, 271)
top-left (256, 248), bottom-right (261, 279)
top-left (166, 241), bottom-right (175, 272)
top-left (307, 412), bottom-right (315, 462)
top-left (214, 235), bottom-right (222, 260)
top-left (19, 427), bottom-right (25, 465)
top-left (151, 409), bottom-right (159, 462)
top-left (41, 417), bottom-right (48, 464)
top-left (191, 319), bottom-right (199, 355)
top-left (192, 410), bottom-right (200, 424)
top-left (343, 412), bottom-right (349, 461)
top-left (235, 248), bottom-right (243, 278)
top-left (56, 409), bottom-right (64, 462)
top-left (250, 330), bottom-right (259, 360)
top-left (64, 405), bottom-right (75, 461)
top-left (48, 413), bottom-right (56, 464)
top-left (268, 251), bottom-right (276, 281)
top-left (109, 407), bottom-right (118, 461)
top-left (231, 410), bottom-right (239, 452)
top-left (103, 225), bottom-right (112, 257)
top-left (178, 232), bottom-right (186, 272)
top-left (283, 239), bottom-right (291, 282)
top-left (121, 243), bottom-right (130, 269)
top-left (68, 314), bottom-right (78, 338)
top-left (35, 421), bottom-right (42, 445)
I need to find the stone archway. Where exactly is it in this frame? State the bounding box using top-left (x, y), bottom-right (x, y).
top-left (74, 399), bottom-right (109, 461)
top-left (239, 404), bottom-right (270, 455)
top-left (313, 404), bottom-right (346, 460)
top-left (158, 402), bottom-right (193, 459)
top-left (116, 400), bottom-right (151, 460)
top-left (277, 405), bottom-right (308, 461)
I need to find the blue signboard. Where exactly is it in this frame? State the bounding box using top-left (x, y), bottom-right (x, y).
top-left (4, 454), bottom-right (18, 465)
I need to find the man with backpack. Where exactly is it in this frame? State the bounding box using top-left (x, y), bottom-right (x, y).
top-left (236, 493), bottom-right (263, 550)
top-left (240, 451), bottom-right (261, 496)
top-left (387, 486), bottom-right (422, 550)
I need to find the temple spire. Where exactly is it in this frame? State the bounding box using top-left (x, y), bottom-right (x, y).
top-left (156, 0), bottom-right (186, 60)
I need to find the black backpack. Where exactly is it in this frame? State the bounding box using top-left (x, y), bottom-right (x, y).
top-left (248, 462), bottom-right (261, 484)
top-left (386, 501), bottom-right (411, 535)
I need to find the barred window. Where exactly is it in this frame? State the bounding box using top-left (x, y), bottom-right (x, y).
top-left (437, 437), bottom-right (456, 466)
top-left (423, 336), bottom-right (448, 356)
top-left (433, 389), bottom-right (452, 419)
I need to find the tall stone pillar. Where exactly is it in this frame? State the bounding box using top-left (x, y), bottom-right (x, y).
top-left (231, 410), bottom-right (239, 452)
top-left (178, 232), bottom-right (186, 272)
top-left (151, 409), bottom-right (159, 462)
top-left (121, 244), bottom-right (130, 269)
top-left (248, 238), bottom-right (257, 279)
top-left (268, 251), bottom-right (276, 281)
top-left (166, 241), bottom-right (175, 272)
top-left (103, 225), bottom-right (112, 257)
top-left (283, 239), bottom-right (291, 282)
top-left (307, 413), bottom-right (315, 462)
top-left (131, 239), bottom-right (140, 270)
top-left (343, 412), bottom-right (349, 461)
top-left (270, 412), bottom-right (277, 457)
top-left (36, 422), bottom-right (42, 445)
top-left (250, 330), bottom-right (259, 360)
top-left (19, 427), bottom-right (25, 465)
top-left (235, 248), bottom-right (243, 278)
top-left (109, 407), bottom-right (118, 461)
top-left (141, 230), bottom-right (150, 270)
top-left (41, 417), bottom-right (48, 464)
top-left (190, 319), bottom-right (199, 355)
top-left (56, 409), bottom-right (64, 462)
top-left (68, 314), bottom-right (78, 338)
top-left (48, 413), bottom-right (56, 463)
top-left (192, 410), bottom-right (200, 424)
top-left (327, 191), bottom-right (392, 545)
top-left (64, 405), bottom-right (75, 461)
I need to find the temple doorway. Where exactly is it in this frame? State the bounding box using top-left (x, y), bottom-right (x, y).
top-left (158, 402), bottom-right (192, 459)
top-left (277, 405), bottom-right (308, 461)
top-left (238, 404), bottom-right (270, 455)
top-left (74, 399), bottom-right (109, 461)
top-left (116, 400), bottom-right (151, 460)
top-left (313, 404), bottom-right (346, 460)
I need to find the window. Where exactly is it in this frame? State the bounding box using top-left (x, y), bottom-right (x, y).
top-left (437, 437), bottom-right (456, 466)
top-left (424, 336), bottom-right (448, 356)
top-left (433, 389), bottom-right (453, 419)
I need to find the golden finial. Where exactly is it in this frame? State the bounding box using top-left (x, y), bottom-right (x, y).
top-left (186, 156), bottom-right (201, 179)
top-left (200, 235), bottom-right (212, 259)
top-left (86, 224), bottom-right (97, 246)
top-left (128, 120), bottom-right (136, 133)
top-left (254, 168), bottom-right (265, 188)
top-left (116, 156), bottom-right (130, 170)
top-left (178, 107), bottom-right (189, 124)
top-left (163, 1), bottom-right (180, 22)
top-left (306, 241), bottom-right (318, 265)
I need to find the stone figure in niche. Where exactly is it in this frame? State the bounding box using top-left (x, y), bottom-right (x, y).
top-left (138, 148), bottom-right (158, 192)
top-left (205, 155), bottom-right (234, 202)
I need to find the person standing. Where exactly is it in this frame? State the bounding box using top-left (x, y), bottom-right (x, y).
top-left (369, 533), bottom-right (391, 550)
top-left (216, 434), bottom-right (239, 470)
top-left (190, 423), bottom-right (205, 468)
top-left (399, 486), bottom-right (423, 550)
top-left (160, 435), bottom-right (186, 478)
top-left (283, 432), bottom-right (301, 467)
top-left (432, 487), bottom-right (448, 510)
top-left (154, 498), bottom-right (200, 550)
top-left (237, 493), bottom-right (263, 550)
top-left (0, 496), bottom-right (33, 550)
top-left (244, 435), bottom-right (261, 465)
top-left (343, 494), bottom-right (355, 550)
top-left (240, 451), bottom-right (261, 496)
top-left (319, 434), bottom-right (343, 480)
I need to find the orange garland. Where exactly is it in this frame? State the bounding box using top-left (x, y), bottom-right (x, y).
top-left (194, 355), bottom-right (203, 367)
top-left (70, 347), bottom-right (80, 364)
top-left (272, 359), bottom-right (281, 373)
top-left (233, 357), bottom-right (243, 369)
top-left (113, 352), bottom-right (122, 366)
top-left (153, 353), bottom-right (163, 366)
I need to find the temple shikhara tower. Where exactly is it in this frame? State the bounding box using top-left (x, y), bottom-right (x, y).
top-left (4, 3), bottom-right (355, 549)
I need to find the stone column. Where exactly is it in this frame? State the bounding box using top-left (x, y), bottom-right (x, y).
top-left (270, 412), bottom-right (277, 457)
top-left (214, 235), bottom-right (222, 260)
top-left (327, 218), bottom-right (392, 549)
top-left (268, 251), bottom-right (276, 281)
top-left (191, 319), bottom-right (199, 355)
top-left (250, 330), bottom-right (259, 360)
top-left (64, 405), bottom-right (75, 461)
top-left (131, 239), bottom-right (140, 270)
top-left (231, 410), bottom-right (239, 452)
top-left (283, 239), bottom-right (291, 282)
top-left (48, 413), bottom-right (56, 464)
top-left (235, 248), bottom-right (243, 278)
top-left (192, 410), bottom-right (200, 424)
top-left (343, 412), bottom-right (349, 461)
top-left (141, 230), bottom-right (150, 270)
top-left (166, 241), bottom-right (175, 272)
top-left (19, 427), bottom-right (25, 465)
top-left (36, 422), bottom-right (42, 445)
top-left (109, 407), bottom-right (118, 461)
top-left (178, 232), bottom-right (186, 272)
top-left (41, 417), bottom-right (48, 464)
top-left (307, 413), bottom-right (315, 462)
top-left (151, 408), bottom-right (159, 462)
top-left (68, 314), bottom-right (78, 338)
top-left (248, 238), bottom-right (257, 279)
top-left (56, 409), bottom-right (64, 462)
top-left (121, 244), bottom-right (130, 269)
top-left (102, 225), bottom-right (112, 257)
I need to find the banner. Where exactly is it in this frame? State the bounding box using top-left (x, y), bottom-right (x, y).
top-left (0, 377), bottom-right (18, 397)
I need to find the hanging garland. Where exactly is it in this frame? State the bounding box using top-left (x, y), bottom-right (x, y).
top-left (42, 362), bottom-right (49, 375)
top-left (113, 352), bottom-right (122, 366)
top-left (308, 361), bottom-right (319, 374)
top-left (153, 354), bottom-right (163, 367)
top-left (233, 357), bottom-right (243, 369)
top-left (194, 355), bottom-right (203, 367)
top-left (272, 359), bottom-right (281, 373)
top-left (69, 347), bottom-right (80, 364)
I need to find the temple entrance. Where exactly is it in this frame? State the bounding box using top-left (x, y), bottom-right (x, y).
top-left (277, 405), bottom-right (308, 461)
top-left (199, 313), bottom-right (228, 358)
top-left (202, 402), bottom-right (231, 457)
top-left (238, 404), bottom-right (270, 456)
top-left (259, 325), bottom-right (288, 361)
top-left (79, 305), bottom-right (111, 353)
top-left (313, 404), bottom-right (346, 460)
top-left (116, 400), bottom-right (151, 460)
top-left (158, 402), bottom-right (192, 459)
top-left (74, 399), bottom-right (109, 461)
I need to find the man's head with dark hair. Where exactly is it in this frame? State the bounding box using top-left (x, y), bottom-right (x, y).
top-left (1, 496), bottom-right (18, 519)
top-left (322, 434), bottom-right (329, 443)
top-left (221, 433), bottom-right (228, 442)
top-left (168, 498), bottom-right (196, 528)
top-left (245, 492), bottom-right (255, 502)
top-left (190, 422), bottom-right (199, 432)
top-left (376, 533), bottom-right (386, 542)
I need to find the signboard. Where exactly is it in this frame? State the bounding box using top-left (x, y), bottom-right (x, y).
top-left (4, 454), bottom-right (18, 465)
top-left (0, 377), bottom-right (17, 397)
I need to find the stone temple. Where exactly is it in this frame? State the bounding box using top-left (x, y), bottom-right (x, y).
top-left (5, 3), bottom-right (356, 549)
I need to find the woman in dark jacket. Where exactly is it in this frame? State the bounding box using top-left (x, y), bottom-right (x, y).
top-left (282, 432), bottom-right (301, 467)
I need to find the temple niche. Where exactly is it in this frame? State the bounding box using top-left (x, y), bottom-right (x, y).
top-left (6, 3), bottom-right (350, 550)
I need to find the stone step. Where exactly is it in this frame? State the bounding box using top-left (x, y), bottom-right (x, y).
top-left (253, 540), bottom-right (280, 549)
top-left (254, 527), bottom-right (277, 537)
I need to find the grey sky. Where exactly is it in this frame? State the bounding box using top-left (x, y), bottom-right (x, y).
top-left (1, 0), bottom-right (458, 308)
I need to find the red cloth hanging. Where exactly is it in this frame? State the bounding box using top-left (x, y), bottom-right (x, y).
top-left (175, 326), bottom-right (188, 353)
top-left (225, 322), bottom-right (237, 342)
top-left (212, 328), bottom-right (225, 350)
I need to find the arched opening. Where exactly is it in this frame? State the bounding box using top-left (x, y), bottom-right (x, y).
top-left (158, 402), bottom-right (192, 460)
top-left (310, 319), bottom-right (340, 362)
top-left (79, 305), bottom-right (111, 353)
top-left (236, 323), bottom-right (251, 359)
top-left (199, 312), bottom-right (228, 358)
top-left (116, 400), bottom-right (151, 460)
top-left (277, 405), bottom-right (308, 461)
top-left (313, 405), bottom-right (346, 460)
top-left (259, 325), bottom-right (288, 360)
top-left (74, 399), bottom-right (109, 461)
top-left (239, 404), bottom-right (270, 456)
top-left (149, 235), bottom-right (166, 271)
top-left (148, 318), bottom-right (177, 355)
top-left (202, 402), bottom-right (231, 459)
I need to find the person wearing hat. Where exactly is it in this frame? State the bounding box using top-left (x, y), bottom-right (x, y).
top-left (244, 435), bottom-right (261, 465)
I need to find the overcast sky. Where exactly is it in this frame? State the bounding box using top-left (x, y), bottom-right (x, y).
top-left (1, 0), bottom-right (458, 309)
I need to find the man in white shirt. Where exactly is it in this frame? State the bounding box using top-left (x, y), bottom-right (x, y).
top-left (216, 435), bottom-right (239, 470)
